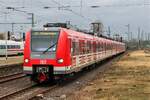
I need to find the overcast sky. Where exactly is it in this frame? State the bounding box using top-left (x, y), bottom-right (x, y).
top-left (0, 0), bottom-right (150, 39)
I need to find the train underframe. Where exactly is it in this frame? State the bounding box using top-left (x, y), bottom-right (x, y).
top-left (30, 65), bottom-right (70, 83)
top-left (30, 65), bottom-right (54, 83)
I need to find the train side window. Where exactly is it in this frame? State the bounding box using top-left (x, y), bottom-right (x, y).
top-left (91, 42), bottom-right (93, 53)
top-left (80, 40), bottom-right (87, 54)
top-left (96, 42), bottom-right (98, 52)
top-left (17, 45), bottom-right (19, 49)
top-left (10, 45), bottom-right (12, 49)
top-left (83, 41), bottom-right (86, 54)
top-left (93, 42), bottom-right (96, 52)
top-left (110, 44), bottom-right (111, 50)
top-left (7, 45), bottom-right (9, 49)
top-left (102, 42), bottom-right (104, 51)
top-left (75, 42), bottom-right (79, 55)
top-left (98, 42), bottom-right (100, 52)
top-left (2, 45), bottom-right (5, 49)
top-left (100, 42), bottom-right (102, 51)
top-left (108, 44), bottom-right (110, 50)
top-left (99, 42), bottom-right (101, 52)
top-left (71, 40), bottom-right (79, 56)
top-left (99, 42), bottom-right (102, 51)
top-left (107, 44), bottom-right (109, 50)
top-left (12, 45), bottom-right (13, 49)
top-left (88, 41), bottom-right (92, 53)
top-left (104, 43), bottom-right (106, 51)
top-left (102, 42), bottom-right (105, 51)
top-left (79, 40), bottom-right (83, 54)
top-left (87, 41), bottom-right (90, 53)
top-left (72, 41), bottom-right (76, 56)
top-left (17, 45), bottom-right (20, 49)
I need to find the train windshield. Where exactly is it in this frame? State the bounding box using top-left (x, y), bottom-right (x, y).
top-left (31, 31), bottom-right (59, 52)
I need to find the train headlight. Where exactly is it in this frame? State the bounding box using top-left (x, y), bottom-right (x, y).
top-left (44, 27), bottom-right (48, 31)
top-left (24, 59), bottom-right (29, 63)
top-left (57, 59), bottom-right (64, 63)
top-left (52, 48), bottom-right (56, 51)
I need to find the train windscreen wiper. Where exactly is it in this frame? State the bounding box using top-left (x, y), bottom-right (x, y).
top-left (42, 42), bottom-right (57, 54)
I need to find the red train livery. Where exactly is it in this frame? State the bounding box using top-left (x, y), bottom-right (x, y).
top-left (23, 27), bottom-right (126, 82)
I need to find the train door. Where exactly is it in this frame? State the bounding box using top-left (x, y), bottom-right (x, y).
top-left (70, 38), bottom-right (80, 69)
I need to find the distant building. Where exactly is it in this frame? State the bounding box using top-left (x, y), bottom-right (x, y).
top-left (0, 32), bottom-right (5, 40)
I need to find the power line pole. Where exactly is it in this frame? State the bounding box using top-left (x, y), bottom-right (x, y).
top-left (4, 12), bottom-right (8, 60)
top-left (0, 22), bottom-right (32, 33)
top-left (80, 0), bottom-right (83, 15)
top-left (148, 33), bottom-right (150, 41)
top-left (12, 23), bottom-right (14, 34)
top-left (31, 13), bottom-right (34, 27)
top-left (6, 7), bottom-right (35, 28)
top-left (27, 13), bottom-right (34, 27)
top-left (108, 26), bottom-right (111, 37)
top-left (131, 32), bottom-right (132, 41)
top-left (138, 27), bottom-right (141, 49)
top-left (125, 24), bottom-right (130, 42)
top-left (127, 24), bottom-right (130, 41)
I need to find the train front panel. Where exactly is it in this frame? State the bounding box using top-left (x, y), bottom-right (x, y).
top-left (23, 28), bottom-right (71, 82)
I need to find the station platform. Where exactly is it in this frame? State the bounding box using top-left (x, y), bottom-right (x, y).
top-left (0, 56), bottom-right (23, 67)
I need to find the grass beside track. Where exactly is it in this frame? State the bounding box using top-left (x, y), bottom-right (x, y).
top-left (67, 50), bottom-right (150, 100)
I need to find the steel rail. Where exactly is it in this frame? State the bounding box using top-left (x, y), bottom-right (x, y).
top-left (0, 73), bottom-right (25, 84)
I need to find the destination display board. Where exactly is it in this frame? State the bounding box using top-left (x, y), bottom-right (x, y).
top-left (32, 31), bottom-right (58, 35)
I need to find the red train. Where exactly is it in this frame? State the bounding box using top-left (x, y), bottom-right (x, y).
top-left (23, 26), bottom-right (126, 83)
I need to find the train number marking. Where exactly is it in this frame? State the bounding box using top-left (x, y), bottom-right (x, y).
top-left (40, 60), bottom-right (47, 64)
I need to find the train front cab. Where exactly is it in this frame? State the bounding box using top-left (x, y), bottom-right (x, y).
top-left (23, 28), bottom-right (71, 82)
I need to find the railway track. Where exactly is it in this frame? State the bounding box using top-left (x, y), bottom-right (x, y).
top-left (0, 83), bottom-right (57, 100)
top-left (0, 53), bottom-right (126, 100)
top-left (0, 73), bottom-right (25, 84)
top-left (0, 63), bottom-right (22, 70)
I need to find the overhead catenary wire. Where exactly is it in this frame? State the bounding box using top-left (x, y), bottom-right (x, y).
top-left (50, 0), bottom-right (93, 21)
top-left (0, 1), bottom-right (8, 6)
top-left (42, 3), bottom-right (150, 9)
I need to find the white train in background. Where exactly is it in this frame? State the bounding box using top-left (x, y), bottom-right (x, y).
top-left (0, 40), bottom-right (24, 56)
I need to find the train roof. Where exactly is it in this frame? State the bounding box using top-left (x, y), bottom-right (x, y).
top-left (62, 28), bottom-right (125, 45)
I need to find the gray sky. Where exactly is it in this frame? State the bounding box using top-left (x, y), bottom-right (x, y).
top-left (0, 0), bottom-right (150, 39)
